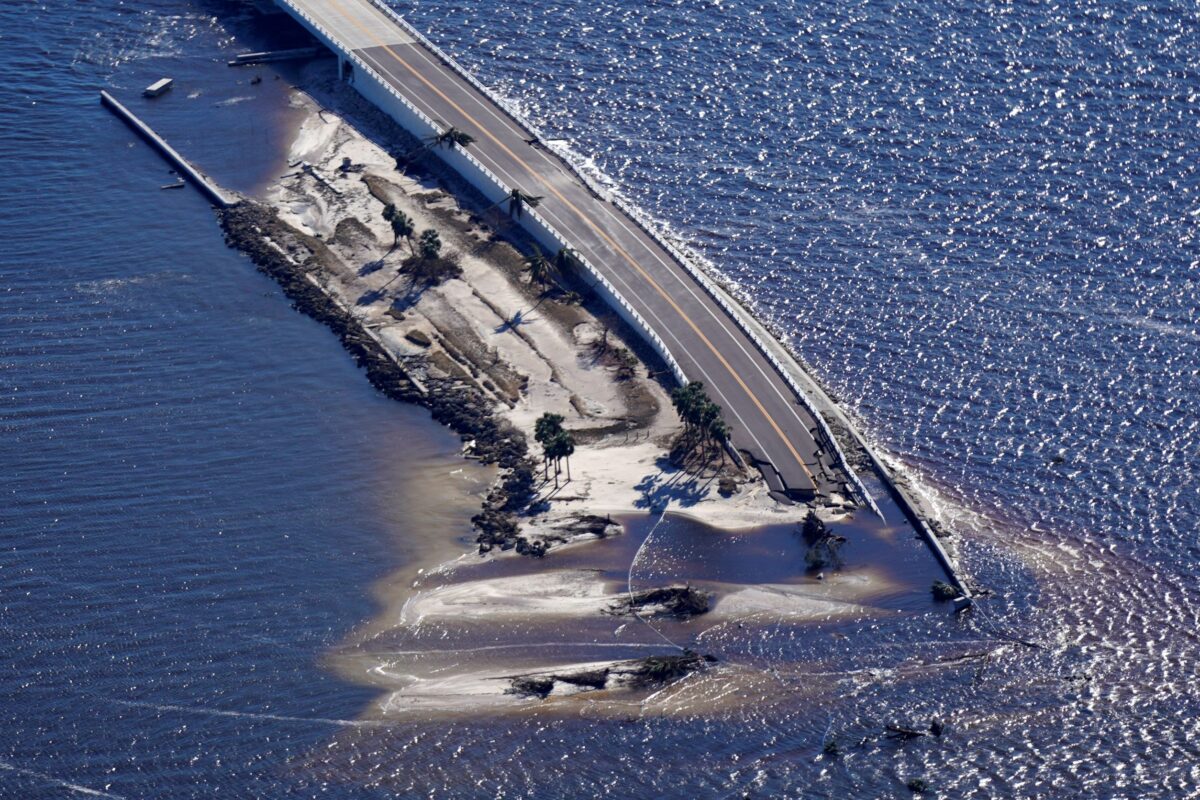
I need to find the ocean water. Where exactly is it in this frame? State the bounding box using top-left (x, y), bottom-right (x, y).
top-left (2, 0), bottom-right (1198, 797)
top-left (0, 2), bottom-right (490, 797)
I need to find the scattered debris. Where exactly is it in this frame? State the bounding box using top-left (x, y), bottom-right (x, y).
top-left (506, 676), bottom-right (553, 699)
top-left (886, 724), bottom-right (928, 740)
top-left (143, 77), bottom-right (173, 98)
top-left (557, 514), bottom-right (619, 538)
top-left (551, 669), bottom-right (609, 690)
top-left (800, 510), bottom-right (846, 571)
top-left (505, 652), bottom-right (714, 700)
top-left (625, 651), bottom-right (714, 688)
top-left (931, 580), bottom-right (963, 601)
top-left (404, 329), bottom-right (432, 348)
top-left (607, 585), bottom-right (711, 619)
top-left (505, 668), bottom-right (609, 698)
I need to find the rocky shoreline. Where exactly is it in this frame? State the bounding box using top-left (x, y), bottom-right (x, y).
top-left (219, 202), bottom-right (528, 468)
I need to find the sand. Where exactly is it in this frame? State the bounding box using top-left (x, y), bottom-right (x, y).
top-left (249, 73), bottom-right (915, 719)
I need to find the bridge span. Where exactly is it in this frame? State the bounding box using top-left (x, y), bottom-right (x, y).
top-left (275, 0), bottom-right (861, 502)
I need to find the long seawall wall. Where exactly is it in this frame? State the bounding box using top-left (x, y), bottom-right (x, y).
top-left (99, 90), bottom-right (238, 208)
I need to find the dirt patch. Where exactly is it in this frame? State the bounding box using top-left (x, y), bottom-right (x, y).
top-left (331, 216), bottom-right (377, 251)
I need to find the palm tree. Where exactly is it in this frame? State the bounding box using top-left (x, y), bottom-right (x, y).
top-left (558, 430), bottom-right (576, 482)
top-left (431, 125), bottom-right (475, 150)
top-left (555, 247), bottom-right (578, 273)
top-left (534, 412), bottom-right (565, 480)
top-left (670, 382), bottom-right (729, 462)
top-left (545, 429), bottom-right (575, 486)
top-left (597, 314), bottom-right (613, 355)
top-left (397, 122), bottom-right (475, 165)
top-left (707, 417), bottom-right (731, 464)
top-left (697, 400), bottom-right (720, 459)
top-left (389, 209), bottom-right (415, 254)
top-left (524, 247), bottom-right (554, 290)
top-left (418, 229), bottom-right (442, 261)
top-left (670, 382), bottom-right (706, 438)
top-left (507, 188), bottom-right (543, 218)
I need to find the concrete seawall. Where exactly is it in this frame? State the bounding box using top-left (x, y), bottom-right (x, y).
top-left (99, 90), bottom-right (238, 208)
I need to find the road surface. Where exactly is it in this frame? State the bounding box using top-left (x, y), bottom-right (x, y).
top-left (278, 0), bottom-right (843, 499)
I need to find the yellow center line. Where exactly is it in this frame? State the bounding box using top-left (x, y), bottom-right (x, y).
top-left (324, 0), bottom-right (816, 489)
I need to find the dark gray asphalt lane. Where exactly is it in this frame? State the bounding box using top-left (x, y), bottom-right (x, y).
top-left (289, 0), bottom-right (843, 498)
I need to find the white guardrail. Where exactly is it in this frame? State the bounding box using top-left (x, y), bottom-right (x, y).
top-left (275, 4), bottom-right (688, 380)
top-left (280, 0), bottom-right (877, 513)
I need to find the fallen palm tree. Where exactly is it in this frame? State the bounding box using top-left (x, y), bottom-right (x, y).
top-left (607, 585), bottom-right (711, 619)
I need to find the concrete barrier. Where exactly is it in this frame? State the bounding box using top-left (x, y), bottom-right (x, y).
top-left (99, 90), bottom-right (238, 208)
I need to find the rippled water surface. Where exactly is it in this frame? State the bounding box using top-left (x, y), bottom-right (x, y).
top-left (2, 0), bottom-right (1198, 797)
top-left (396, 1), bottom-right (1198, 793)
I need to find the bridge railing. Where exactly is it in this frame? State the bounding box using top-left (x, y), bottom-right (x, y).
top-left (363, 0), bottom-right (876, 512)
top-left (276, 0), bottom-right (689, 385)
top-left (277, 0), bottom-right (868, 506)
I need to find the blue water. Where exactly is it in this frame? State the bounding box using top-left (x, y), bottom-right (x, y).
top-left (2, 0), bottom-right (1198, 797)
top-left (401, 1), bottom-right (1200, 794)
top-left (0, 2), bottom-right (484, 797)
top-left (410, 0), bottom-right (1199, 549)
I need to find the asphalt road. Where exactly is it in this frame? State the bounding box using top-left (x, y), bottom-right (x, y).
top-left (280, 0), bottom-right (841, 499)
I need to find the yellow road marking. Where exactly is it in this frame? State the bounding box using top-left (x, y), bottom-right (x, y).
top-left (322, 0), bottom-right (816, 489)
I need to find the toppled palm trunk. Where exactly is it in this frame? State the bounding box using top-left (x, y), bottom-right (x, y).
top-left (886, 718), bottom-right (947, 740)
top-left (505, 651), bottom-right (715, 699)
top-left (557, 514), bottom-right (620, 538)
top-left (886, 724), bottom-right (928, 740)
top-left (607, 585), bottom-right (711, 619)
top-left (623, 651), bottom-right (715, 688)
top-left (505, 669), bottom-right (610, 699)
top-left (474, 509), bottom-right (621, 558)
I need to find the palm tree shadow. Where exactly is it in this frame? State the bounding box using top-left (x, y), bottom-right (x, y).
top-left (527, 474), bottom-right (569, 510)
top-left (358, 272), bottom-right (432, 308)
top-left (358, 258), bottom-right (386, 277)
top-left (495, 308), bottom-right (540, 334)
top-left (390, 286), bottom-right (423, 313)
top-left (356, 287), bottom-right (388, 306)
top-left (634, 455), bottom-right (713, 511)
